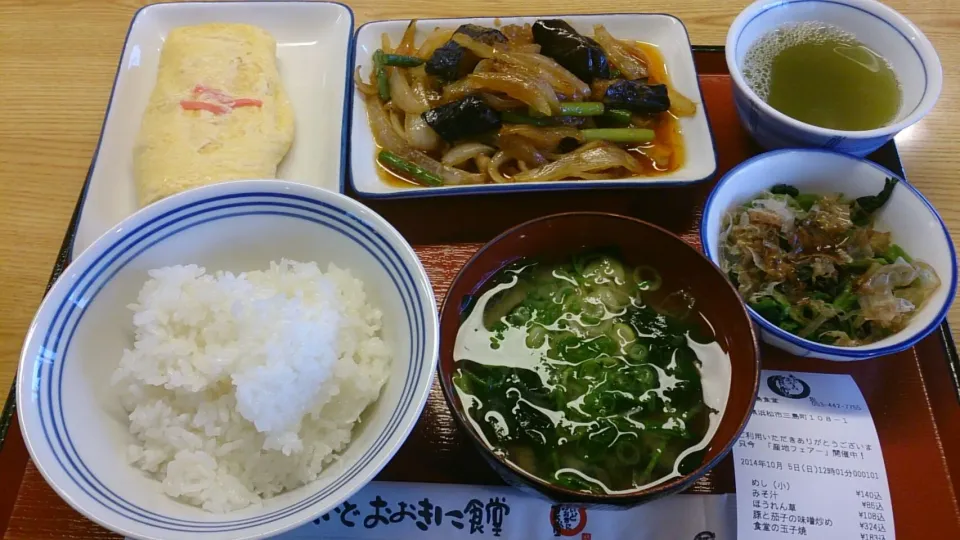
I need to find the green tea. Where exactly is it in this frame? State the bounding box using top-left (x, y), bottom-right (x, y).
top-left (743, 23), bottom-right (901, 131)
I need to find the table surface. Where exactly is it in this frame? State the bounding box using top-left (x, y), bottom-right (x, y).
top-left (0, 0), bottom-right (957, 396)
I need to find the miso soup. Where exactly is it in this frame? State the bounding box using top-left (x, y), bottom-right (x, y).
top-left (451, 252), bottom-right (728, 495)
top-left (742, 22), bottom-right (901, 131)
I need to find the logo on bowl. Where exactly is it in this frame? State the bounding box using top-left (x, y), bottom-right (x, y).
top-left (767, 374), bottom-right (811, 399)
top-left (549, 504), bottom-right (588, 536)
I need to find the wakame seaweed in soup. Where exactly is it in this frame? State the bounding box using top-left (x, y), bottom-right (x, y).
top-left (452, 252), bottom-right (726, 495)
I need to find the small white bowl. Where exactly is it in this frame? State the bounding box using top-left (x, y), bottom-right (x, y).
top-left (700, 149), bottom-right (956, 361)
top-left (725, 0), bottom-right (942, 157)
top-left (17, 180), bottom-right (438, 539)
top-left (350, 14), bottom-right (716, 198)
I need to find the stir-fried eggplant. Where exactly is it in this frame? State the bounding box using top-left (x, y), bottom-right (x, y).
top-left (603, 80), bottom-right (671, 115)
top-left (359, 20), bottom-right (696, 187)
top-left (531, 19), bottom-right (610, 82)
top-left (426, 24), bottom-right (508, 80)
top-left (422, 96), bottom-right (502, 142)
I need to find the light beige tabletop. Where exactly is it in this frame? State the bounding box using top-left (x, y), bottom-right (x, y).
top-left (0, 0), bottom-right (956, 395)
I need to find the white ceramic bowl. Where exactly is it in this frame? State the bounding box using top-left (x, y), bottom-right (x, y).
top-left (17, 181), bottom-right (438, 539)
top-left (700, 149), bottom-right (956, 361)
top-left (351, 14), bottom-right (716, 198)
top-left (725, 0), bottom-right (942, 157)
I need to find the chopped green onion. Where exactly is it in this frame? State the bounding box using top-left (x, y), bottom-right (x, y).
top-left (642, 448), bottom-right (662, 478)
top-left (373, 50), bottom-right (390, 101)
top-left (501, 111), bottom-right (555, 126)
top-left (378, 150), bottom-right (442, 186)
top-left (627, 343), bottom-right (650, 362)
top-left (609, 67), bottom-right (623, 79)
top-left (580, 128), bottom-right (655, 143)
top-left (380, 53), bottom-right (425, 67)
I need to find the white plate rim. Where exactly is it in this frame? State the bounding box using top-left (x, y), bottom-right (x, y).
top-left (348, 12), bottom-right (719, 199)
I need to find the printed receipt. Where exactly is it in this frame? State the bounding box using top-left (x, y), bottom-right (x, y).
top-left (734, 370), bottom-right (894, 540)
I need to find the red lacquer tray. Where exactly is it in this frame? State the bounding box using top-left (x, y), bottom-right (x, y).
top-left (2, 47), bottom-right (960, 539)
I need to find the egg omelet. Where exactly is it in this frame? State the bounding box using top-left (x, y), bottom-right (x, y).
top-left (133, 23), bottom-right (295, 207)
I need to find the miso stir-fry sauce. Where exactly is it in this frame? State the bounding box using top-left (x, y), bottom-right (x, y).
top-left (720, 180), bottom-right (942, 346)
top-left (452, 253), bottom-right (725, 495)
top-left (358, 20), bottom-right (696, 187)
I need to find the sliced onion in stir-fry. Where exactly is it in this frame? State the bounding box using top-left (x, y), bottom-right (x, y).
top-left (507, 52), bottom-right (590, 100)
top-left (397, 20), bottom-right (418, 55)
top-left (452, 33), bottom-right (498, 58)
top-left (474, 59), bottom-right (497, 73)
top-left (500, 24), bottom-right (535, 45)
top-left (365, 95), bottom-right (485, 185)
top-left (454, 72), bottom-right (560, 115)
top-left (511, 44), bottom-right (542, 54)
top-left (416, 27), bottom-right (456, 59)
top-left (593, 25), bottom-right (648, 79)
top-left (405, 114), bottom-right (441, 151)
top-left (354, 66), bottom-right (378, 96)
top-left (500, 135), bottom-right (548, 166)
top-left (442, 142), bottom-right (495, 166)
top-left (455, 34), bottom-right (587, 100)
top-left (389, 68), bottom-right (429, 114)
top-left (512, 143), bottom-right (643, 183)
top-left (475, 153), bottom-right (492, 172)
top-left (388, 108), bottom-right (408, 140)
top-left (481, 92), bottom-right (526, 110)
top-left (500, 125), bottom-right (583, 151)
top-left (380, 33), bottom-right (393, 53)
top-left (488, 151), bottom-right (512, 183)
top-left (409, 66), bottom-right (441, 106)
top-left (455, 34), bottom-right (586, 100)
top-left (440, 79), bottom-right (474, 103)
top-left (366, 95), bottom-right (410, 150)
top-left (668, 87), bottom-right (698, 117)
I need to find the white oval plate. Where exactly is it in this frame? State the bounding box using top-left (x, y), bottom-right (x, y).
top-left (350, 13), bottom-right (718, 199)
top-left (72, 1), bottom-right (354, 259)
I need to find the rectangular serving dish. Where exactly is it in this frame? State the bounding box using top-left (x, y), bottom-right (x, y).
top-left (350, 14), bottom-right (717, 198)
top-left (3, 47), bottom-right (960, 539)
top-left (71, 1), bottom-right (354, 259)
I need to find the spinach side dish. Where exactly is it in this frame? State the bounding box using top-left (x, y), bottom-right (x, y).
top-left (451, 253), bottom-right (727, 495)
top-left (719, 179), bottom-right (941, 346)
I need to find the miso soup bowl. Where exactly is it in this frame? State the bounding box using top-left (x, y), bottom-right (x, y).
top-left (437, 212), bottom-right (761, 504)
top-left (726, 0), bottom-right (942, 157)
top-left (701, 149), bottom-right (957, 361)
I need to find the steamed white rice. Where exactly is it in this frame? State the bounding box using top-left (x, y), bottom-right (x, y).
top-left (111, 260), bottom-right (391, 512)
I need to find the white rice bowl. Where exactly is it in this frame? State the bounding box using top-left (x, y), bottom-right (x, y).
top-left (111, 259), bottom-right (390, 513)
